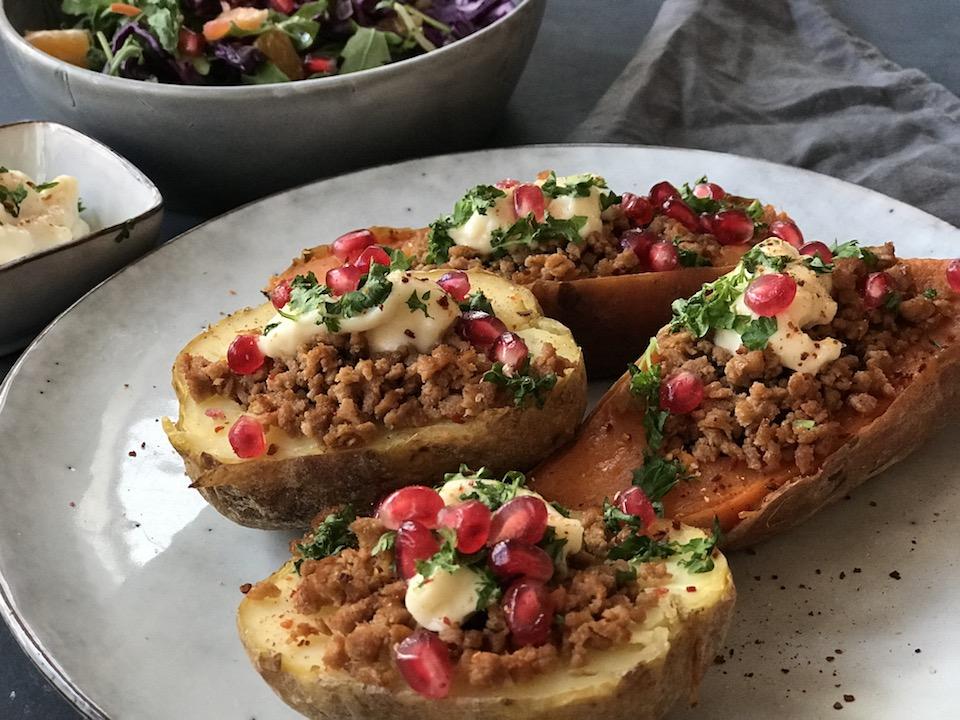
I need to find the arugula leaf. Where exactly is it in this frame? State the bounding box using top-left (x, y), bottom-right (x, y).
top-left (459, 290), bottom-right (494, 315)
top-left (405, 290), bottom-right (431, 317)
top-left (340, 26), bottom-right (392, 74)
top-left (675, 518), bottom-right (722, 573)
top-left (243, 62), bottom-right (291, 84)
top-left (142, 1), bottom-right (183, 54)
top-left (483, 360), bottom-right (557, 408)
top-left (371, 530), bottom-right (396, 556)
top-left (737, 316), bottom-right (778, 351)
top-left (451, 185), bottom-right (505, 227)
top-left (294, 506), bottom-right (358, 573)
top-left (608, 532), bottom-right (677, 563)
top-left (489, 215), bottom-right (587, 256)
top-left (632, 452), bottom-right (687, 516)
top-left (415, 528), bottom-right (459, 582)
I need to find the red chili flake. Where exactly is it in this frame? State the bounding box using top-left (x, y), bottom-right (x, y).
top-left (280, 619), bottom-right (293, 629)
top-left (239, 583), bottom-right (252, 594)
top-left (214, 425), bottom-right (224, 433)
top-left (228, 290), bottom-right (237, 295)
top-left (205, 408), bottom-right (226, 420)
top-left (128, 451), bottom-right (137, 457)
top-left (686, 585), bottom-right (697, 592)
top-left (266, 444), bottom-right (279, 456)
top-left (68, 501), bottom-right (76, 508)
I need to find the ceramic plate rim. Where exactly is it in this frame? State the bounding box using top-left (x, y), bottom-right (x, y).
top-left (1, 142), bottom-right (956, 720)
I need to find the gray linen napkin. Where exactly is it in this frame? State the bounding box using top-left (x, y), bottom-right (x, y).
top-left (571, 0), bottom-right (960, 227)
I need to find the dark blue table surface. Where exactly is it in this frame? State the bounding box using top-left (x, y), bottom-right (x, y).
top-left (2, 1), bottom-right (959, 717)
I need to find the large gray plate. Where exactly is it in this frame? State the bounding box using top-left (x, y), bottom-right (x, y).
top-left (1, 145), bottom-right (957, 720)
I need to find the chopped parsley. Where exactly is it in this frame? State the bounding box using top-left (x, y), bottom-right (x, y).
top-left (384, 246), bottom-right (411, 270)
top-left (675, 240), bottom-right (711, 267)
top-left (459, 290), bottom-right (494, 314)
top-left (489, 215), bottom-right (587, 257)
top-left (405, 289), bottom-right (431, 317)
top-left (608, 518), bottom-right (722, 574)
top-left (745, 199), bottom-right (764, 221)
top-left (483, 359), bottom-right (557, 407)
top-left (415, 527), bottom-right (460, 582)
top-left (371, 530), bottom-right (396, 556)
top-left (679, 176), bottom-right (722, 215)
top-left (539, 526), bottom-right (568, 566)
top-left (426, 184), bottom-right (505, 263)
top-left (456, 468), bottom-right (526, 511)
top-left (670, 263), bottom-right (752, 338)
top-left (294, 506), bottom-right (358, 573)
top-left (830, 239), bottom-right (878, 268)
top-left (33, 180), bottom-right (59, 192)
top-left (737, 315), bottom-right (778, 351)
top-left (413, 527), bottom-right (503, 611)
top-left (632, 453), bottom-right (688, 516)
top-left (627, 339), bottom-right (668, 451)
top-left (0, 182), bottom-right (28, 217)
top-left (675, 518), bottom-right (722, 573)
top-left (740, 245), bottom-right (788, 273)
top-left (426, 217), bottom-right (456, 264)
top-left (540, 171), bottom-right (621, 209)
top-left (473, 566), bottom-right (502, 611)
top-left (924, 288), bottom-right (939, 300)
top-left (884, 291), bottom-right (902, 313)
top-left (550, 501), bottom-right (572, 518)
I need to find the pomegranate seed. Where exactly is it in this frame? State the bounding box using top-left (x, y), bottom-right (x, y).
top-left (620, 193), bottom-right (654, 226)
top-left (457, 311), bottom-right (507, 349)
top-left (705, 209), bottom-right (754, 245)
top-left (661, 198), bottom-right (700, 232)
top-left (269, 0), bottom-right (295, 13)
top-left (744, 273), bottom-right (798, 316)
top-left (799, 241), bottom-right (833, 263)
top-left (863, 271), bottom-right (893, 309)
top-left (620, 229), bottom-right (656, 266)
top-left (502, 579), bottom-right (554, 648)
top-left (614, 486), bottom-right (657, 528)
top-left (488, 496), bottom-right (548, 546)
top-left (491, 332), bottom-right (528, 369)
top-left (947, 260), bottom-right (960, 292)
top-left (353, 245), bottom-right (391, 272)
top-left (693, 182), bottom-right (725, 200)
top-left (395, 520), bottom-right (441, 580)
top-left (395, 629), bottom-right (453, 699)
top-left (768, 219), bottom-right (804, 248)
top-left (437, 271), bottom-right (470, 301)
top-left (270, 279), bottom-right (292, 309)
top-left (377, 486), bottom-right (445, 530)
top-left (495, 178), bottom-right (519, 190)
top-left (227, 334), bottom-right (265, 375)
top-left (649, 180), bottom-right (680, 206)
top-left (648, 241), bottom-right (680, 272)
top-left (331, 229), bottom-right (375, 263)
top-left (325, 265), bottom-right (363, 296)
top-left (513, 184), bottom-right (545, 222)
top-left (489, 540), bottom-right (554, 582)
top-left (177, 28), bottom-right (205, 57)
top-left (304, 55), bottom-right (336, 75)
top-left (437, 501), bottom-right (492, 554)
top-left (659, 370), bottom-right (704, 414)
top-left (228, 416), bottom-right (266, 459)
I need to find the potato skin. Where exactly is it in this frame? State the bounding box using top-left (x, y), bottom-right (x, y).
top-left (239, 572), bottom-right (735, 720)
top-left (172, 359), bottom-right (587, 529)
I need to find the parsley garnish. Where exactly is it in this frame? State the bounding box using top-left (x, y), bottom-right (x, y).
top-left (550, 501), bottom-right (572, 518)
top-left (540, 171), bottom-right (621, 209)
top-left (737, 316), bottom-right (778, 351)
top-left (474, 566), bottom-right (502, 611)
top-left (451, 185), bottom-right (506, 226)
top-left (539, 526), bottom-right (568, 566)
top-left (675, 518), bottom-right (722, 573)
top-left (294, 507), bottom-right (358, 573)
top-left (830, 240), bottom-right (878, 268)
top-left (426, 217), bottom-right (455, 264)
top-left (627, 339), bottom-right (668, 451)
top-left (632, 453), bottom-right (688, 516)
top-left (0, 182), bottom-right (28, 217)
top-left (675, 240), bottom-right (711, 267)
top-left (745, 199), bottom-right (764, 221)
top-left (262, 322), bottom-right (280, 336)
top-left (679, 176), bottom-right (721, 215)
top-left (483, 359), bottom-right (557, 407)
top-left (385, 246), bottom-right (411, 271)
top-left (608, 533), bottom-right (677, 563)
top-left (415, 528), bottom-right (460, 582)
top-left (489, 215), bottom-right (587, 257)
top-left (456, 468), bottom-right (526, 510)
top-left (670, 263), bottom-right (751, 338)
top-left (372, 530), bottom-right (396, 556)
top-left (924, 288), bottom-right (939, 300)
top-left (740, 245), bottom-right (788, 273)
top-left (33, 180), bottom-right (59, 192)
top-left (614, 566), bottom-right (638, 587)
top-left (405, 290), bottom-right (431, 317)
top-left (459, 290), bottom-right (494, 314)
top-left (884, 291), bottom-right (902, 313)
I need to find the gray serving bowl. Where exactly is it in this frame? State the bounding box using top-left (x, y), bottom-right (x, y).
top-left (0, 0), bottom-right (545, 206)
top-left (0, 121), bottom-right (163, 353)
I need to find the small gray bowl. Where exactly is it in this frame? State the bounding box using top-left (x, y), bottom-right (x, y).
top-left (0, 121), bottom-right (163, 353)
top-left (0, 0), bottom-right (545, 206)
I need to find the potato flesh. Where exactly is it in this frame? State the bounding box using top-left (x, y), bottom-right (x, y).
top-left (168, 270), bottom-right (581, 466)
top-left (237, 526), bottom-right (732, 704)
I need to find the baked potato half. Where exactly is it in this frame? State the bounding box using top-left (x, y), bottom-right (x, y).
top-left (266, 173), bottom-right (794, 378)
top-left (237, 473), bottom-right (736, 720)
top-left (164, 270), bottom-right (587, 529)
top-left (530, 240), bottom-right (960, 548)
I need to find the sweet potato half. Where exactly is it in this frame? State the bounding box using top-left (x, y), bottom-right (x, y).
top-left (163, 270), bottom-right (587, 529)
top-left (267, 229), bottom-right (749, 378)
top-left (238, 524), bottom-right (735, 720)
top-left (528, 258), bottom-right (960, 549)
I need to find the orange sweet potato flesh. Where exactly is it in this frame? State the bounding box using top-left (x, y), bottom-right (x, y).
top-left (266, 230), bottom-right (751, 378)
top-left (529, 259), bottom-right (960, 549)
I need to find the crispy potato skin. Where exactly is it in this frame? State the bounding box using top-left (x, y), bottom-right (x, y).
top-left (172, 360), bottom-right (587, 529)
top-left (532, 259), bottom-right (960, 549)
top-left (268, 230), bottom-right (748, 378)
top-left (238, 567), bottom-right (735, 720)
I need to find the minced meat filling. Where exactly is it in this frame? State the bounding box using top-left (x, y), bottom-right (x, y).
top-left (182, 331), bottom-right (571, 448)
top-left (655, 244), bottom-right (951, 475)
top-left (407, 203), bottom-right (789, 284)
top-left (290, 512), bottom-right (662, 689)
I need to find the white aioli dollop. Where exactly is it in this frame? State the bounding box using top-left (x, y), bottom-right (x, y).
top-left (258, 270), bottom-right (460, 358)
top-left (714, 238), bottom-right (842, 375)
top-left (405, 566), bottom-right (484, 632)
top-left (0, 169), bottom-right (89, 265)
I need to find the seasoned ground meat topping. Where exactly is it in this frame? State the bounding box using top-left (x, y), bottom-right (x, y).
top-left (410, 172), bottom-right (795, 283)
top-left (647, 242), bottom-right (952, 476)
top-left (183, 330), bottom-right (570, 449)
